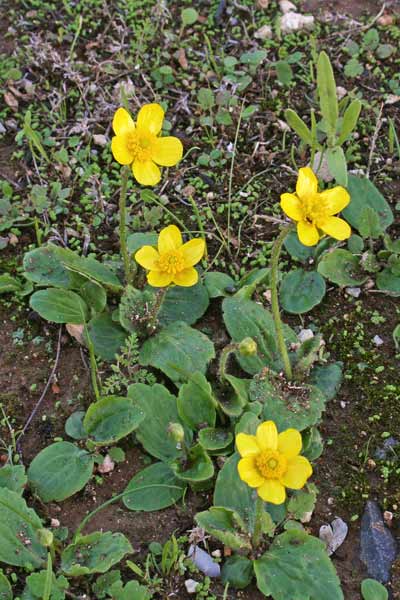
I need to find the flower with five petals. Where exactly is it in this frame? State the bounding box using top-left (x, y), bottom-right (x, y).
top-left (280, 167), bottom-right (351, 246)
top-left (111, 104), bottom-right (183, 186)
top-left (135, 225), bottom-right (205, 287)
top-left (236, 420), bottom-right (312, 505)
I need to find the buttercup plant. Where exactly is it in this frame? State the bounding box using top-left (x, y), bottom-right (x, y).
top-left (111, 104), bottom-right (183, 284)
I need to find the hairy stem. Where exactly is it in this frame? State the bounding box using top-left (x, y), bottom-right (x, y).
top-left (119, 166), bottom-right (132, 285)
top-left (252, 495), bottom-right (265, 549)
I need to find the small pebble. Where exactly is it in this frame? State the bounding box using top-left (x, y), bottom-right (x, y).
top-left (373, 335), bottom-right (384, 346)
top-left (254, 24), bottom-right (273, 39)
top-left (298, 328), bottom-right (314, 343)
top-left (185, 579), bottom-right (200, 594)
top-left (346, 287), bottom-right (361, 298)
top-left (50, 518), bottom-right (60, 528)
top-left (279, 0), bottom-right (296, 12)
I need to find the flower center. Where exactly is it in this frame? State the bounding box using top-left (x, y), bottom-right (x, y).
top-left (255, 450), bottom-right (287, 479)
top-left (126, 131), bottom-right (153, 161)
top-left (302, 194), bottom-right (328, 225)
top-left (158, 250), bottom-right (185, 275)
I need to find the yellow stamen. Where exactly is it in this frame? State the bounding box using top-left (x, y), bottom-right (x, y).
top-left (255, 450), bottom-right (287, 479)
top-left (158, 251), bottom-right (185, 275)
top-left (126, 132), bottom-right (153, 161)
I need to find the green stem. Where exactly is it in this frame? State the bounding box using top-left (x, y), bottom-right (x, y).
top-left (252, 495), bottom-right (265, 549)
top-left (188, 195), bottom-right (208, 260)
top-left (84, 323), bottom-right (101, 401)
top-left (34, 217), bottom-right (42, 247)
top-left (270, 225), bottom-right (294, 381)
top-left (147, 287), bottom-right (167, 334)
top-left (119, 166), bottom-right (132, 285)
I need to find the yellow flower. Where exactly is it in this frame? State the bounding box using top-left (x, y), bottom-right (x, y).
top-left (280, 167), bottom-right (351, 247)
top-left (111, 104), bottom-right (183, 186)
top-left (135, 225), bottom-right (205, 287)
top-left (236, 420), bottom-right (312, 505)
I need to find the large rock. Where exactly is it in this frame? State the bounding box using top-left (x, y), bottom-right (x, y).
top-left (360, 501), bottom-right (397, 583)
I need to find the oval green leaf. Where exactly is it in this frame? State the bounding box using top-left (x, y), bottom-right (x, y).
top-left (83, 396), bottom-right (144, 446)
top-left (30, 289), bottom-right (89, 324)
top-left (280, 269), bottom-right (326, 314)
top-left (123, 462), bottom-right (186, 511)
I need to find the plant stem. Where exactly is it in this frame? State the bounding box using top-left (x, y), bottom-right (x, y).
top-left (147, 287), bottom-right (167, 334)
top-left (187, 195), bottom-right (208, 260)
top-left (270, 224), bottom-right (294, 381)
top-left (119, 166), bottom-right (132, 285)
top-left (252, 495), bottom-right (265, 549)
top-left (84, 323), bottom-right (101, 401)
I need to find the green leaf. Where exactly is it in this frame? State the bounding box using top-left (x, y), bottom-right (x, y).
top-left (254, 530), bottom-right (344, 600)
top-left (284, 231), bottom-right (316, 263)
top-left (139, 322), bottom-right (215, 385)
top-left (22, 571), bottom-right (69, 600)
top-left (171, 444), bottom-right (214, 483)
top-left (326, 146), bottom-right (347, 186)
top-left (119, 286), bottom-right (156, 338)
top-left (83, 396), bottom-right (144, 446)
top-left (376, 44), bottom-right (395, 59)
top-left (280, 270), bottom-right (326, 314)
top-left (376, 268), bottom-right (400, 294)
top-left (204, 271), bottom-right (236, 297)
top-left (198, 428), bottom-right (233, 452)
top-left (361, 579), bottom-right (388, 600)
top-left (61, 532), bottom-right (132, 576)
top-left (79, 281), bottom-right (106, 314)
top-left (113, 580), bottom-right (152, 600)
top-left (0, 571), bottom-right (12, 600)
top-left (181, 7), bottom-right (198, 26)
top-left (126, 232), bottom-right (158, 255)
top-left (317, 51), bottom-right (338, 138)
top-left (197, 88), bottom-right (215, 110)
top-left (337, 99), bottom-right (361, 145)
top-left (287, 485), bottom-right (317, 520)
top-left (276, 61), bottom-right (293, 86)
top-left (318, 249), bottom-right (367, 286)
top-left (128, 383), bottom-right (190, 460)
top-left (309, 363), bottom-right (343, 401)
top-left (284, 109), bottom-right (313, 146)
top-left (344, 57), bottom-right (363, 78)
top-left (0, 488), bottom-right (46, 568)
top-left (27, 442), bottom-right (94, 502)
top-left (343, 175), bottom-right (393, 232)
top-left (58, 247), bottom-right (122, 291)
top-left (177, 372), bottom-right (216, 429)
top-left (363, 28), bottom-right (379, 51)
top-left (219, 374), bottom-right (251, 417)
top-left (0, 274), bottom-right (23, 294)
top-left (123, 463), bottom-right (186, 511)
top-left (302, 427), bottom-right (324, 461)
top-left (23, 245), bottom-right (71, 288)
top-left (214, 454), bottom-right (255, 532)
top-left (222, 297), bottom-right (297, 375)
top-left (347, 234), bottom-right (364, 254)
top-left (65, 411), bottom-right (87, 441)
top-left (86, 313), bottom-right (127, 361)
top-left (250, 375), bottom-right (326, 431)
top-left (195, 507), bottom-right (251, 551)
top-left (221, 555), bottom-right (254, 589)
top-left (158, 281), bottom-right (209, 326)
top-left (0, 465), bottom-right (27, 494)
top-left (358, 207), bottom-right (383, 239)
top-left (30, 289), bottom-right (88, 324)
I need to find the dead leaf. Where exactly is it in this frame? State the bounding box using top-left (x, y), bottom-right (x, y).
top-left (66, 323), bottom-right (85, 345)
top-left (52, 382), bottom-right (60, 394)
top-left (4, 92), bottom-right (18, 112)
top-left (319, 517), bottom-right (348, 555)
top-left (178, 48), bottom-right (188, 70)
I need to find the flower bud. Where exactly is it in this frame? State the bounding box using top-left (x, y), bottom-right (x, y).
top-left (37, 528), bottom-right (54, 548)
top-left (239, 337), bottom-right (257, 356)
top-left (167, 422), bottom-right (185, 443)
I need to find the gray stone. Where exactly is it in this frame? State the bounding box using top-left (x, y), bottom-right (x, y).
top-left (188, 544), bottom-right (221, 578)
top-left (360, 501), bottom-right (397, 583)
top-left (374, 437), bottom-right (399, 460)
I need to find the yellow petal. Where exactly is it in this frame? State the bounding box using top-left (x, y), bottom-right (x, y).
top-left (238, 457), bottom-right (265, 488)
top-left (147, 270), bottom-right (173, 287)
top-left (181, 238), bottom-right (205, 267)
top-left (135, 246), bottom-right (160, 270)
top-left (319, 216), bottom-right (351, 241)
top-left (137, 103), bottom-right (164, 136)
top-left (278, 429), bottom-right (302, 460)
top-left (320, 186), bottom-right (350, 215)
top-left (296, 167), bottom-right (318, 199)
top-left (113, 107), bottom-right (135, 136)
top-left (132, 160), bottom-right (161, 186)
top-left (151, 136), bottom-right (183, 166)
top-left (297, 221), bottom-right (319, 246)
top-left (158, 225), bottom-right (182, 254)
top-left (173, 267), bottom-right (198, 287)
top-left (257, 479), bottom-right (286, 504)
top-left (280, 193), bottom-right (303, 221)
top-left (280, 455), bottom-right (312, 490)
top-left (256, 421), bottom-right (278, 451)
top-left (236, 433), bottom-right (260, 457)
top-left (111, 136), bottom-right (134, 165)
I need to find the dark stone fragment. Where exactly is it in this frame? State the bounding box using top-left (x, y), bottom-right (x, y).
top-left (374, 436), bottom-right (399, 460)
top-left (360, 500), bottom-right (397, 583)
